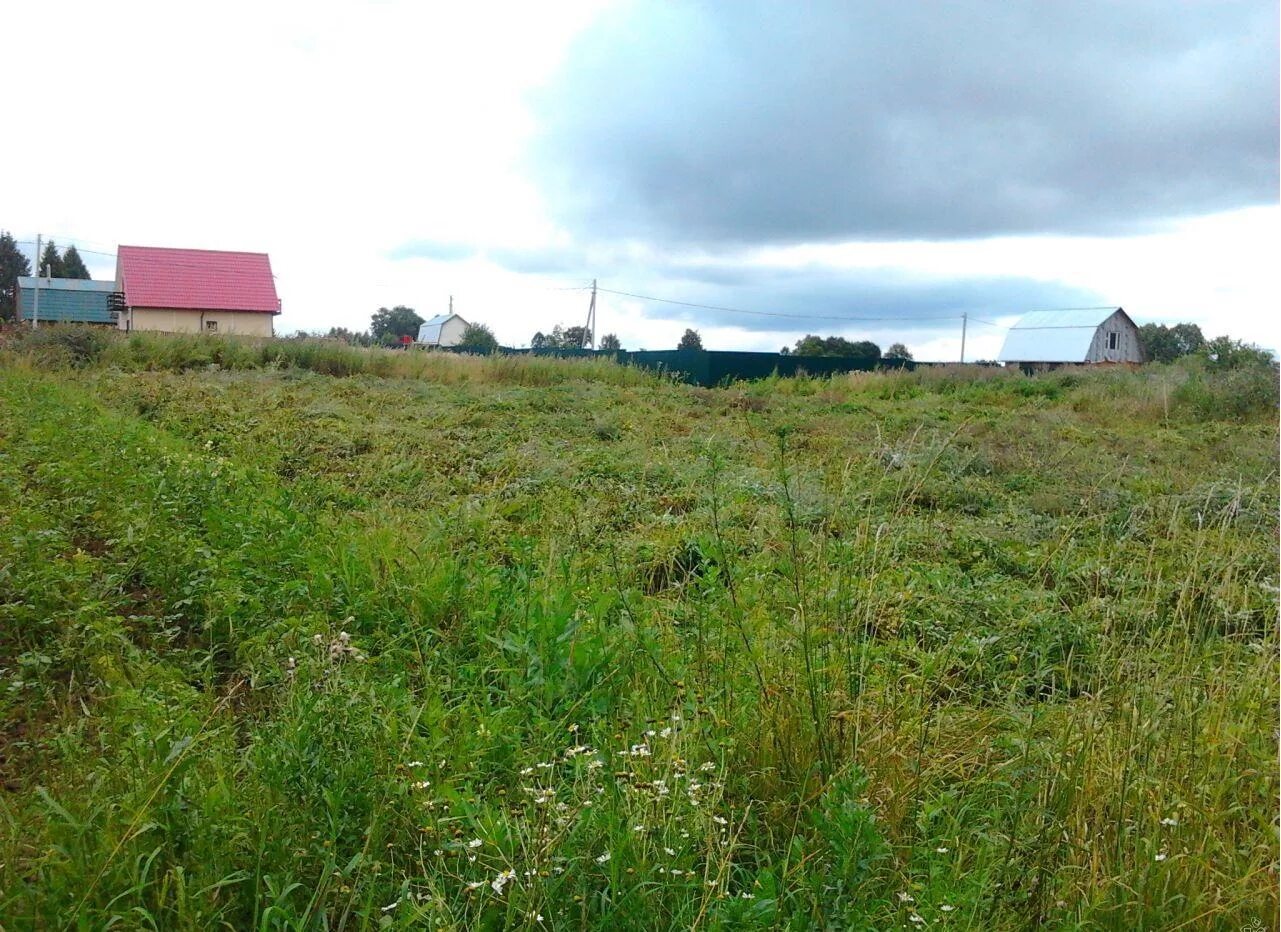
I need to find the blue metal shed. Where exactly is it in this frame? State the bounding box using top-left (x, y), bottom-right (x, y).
top-left (17, 277), bottom-right (118, 325)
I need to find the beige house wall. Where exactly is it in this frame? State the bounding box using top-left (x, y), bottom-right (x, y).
top-left (119, 308), bottom-right (276, 337)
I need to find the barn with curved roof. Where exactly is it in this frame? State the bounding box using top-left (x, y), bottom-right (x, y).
top-left (998, 308), bottom-right (1144, 368)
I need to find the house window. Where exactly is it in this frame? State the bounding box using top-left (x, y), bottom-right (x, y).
top-left (1107, 331), bottom-right (1118, 351)
top-left (206, 320), bottom-right (219, 333)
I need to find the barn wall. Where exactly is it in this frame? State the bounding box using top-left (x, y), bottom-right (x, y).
top-left (1085, 311), bottom-right (1144, 363)
top-left (18, 285), bottom-right (115, 324)
top-left (121, 308), bottom-right (276, 336)
top-left (438, 317), bottom-right (468, 346)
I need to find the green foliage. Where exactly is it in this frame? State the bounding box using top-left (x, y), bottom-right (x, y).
top-left (885, 341), bottom-right (912, 360)
top-left (1202, 334), bottom-right (1274, 370)
top-left (62, 244), bottom-right (91, 279)
top-left (791, 334), bottom-right (880, 361)
top-left (0, 229), bottom-right (32, 320)
top-left (676, 328), bottom-right (703, 350)
top-left (533, 324), bottom-right (592, 349)
top-left (456, 322), bottom-right (499, 354)
top-left (599, 333), bottom-right (622, 351)
top-left (0, 341), bottom-right (1276, 929)
top-left (369, 305), bottom-right (424, 343)
top-left (40, 239), bottom-right (66, 278)
top-left (323, 325), bottom-right (373, 346)
top-left (16, 324), bottom-right (109, 367)
top-left (1138, 322), bottom-right (1205, 363)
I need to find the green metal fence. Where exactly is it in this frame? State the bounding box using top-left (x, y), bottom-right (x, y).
top-left (498, 347), bottom-right (916, 387)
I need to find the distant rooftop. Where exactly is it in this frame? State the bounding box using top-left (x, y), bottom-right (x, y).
top-left (998, 307), bottom-right (1128, 363)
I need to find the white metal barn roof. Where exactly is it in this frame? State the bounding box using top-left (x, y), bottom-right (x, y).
top-left (417, 313), bottom-right (466, 344)
top-left (998, 308), bottom-right (1123, 363)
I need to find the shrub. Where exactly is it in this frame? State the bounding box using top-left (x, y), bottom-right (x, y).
top-left (17, 325), bottom-right (109, 368)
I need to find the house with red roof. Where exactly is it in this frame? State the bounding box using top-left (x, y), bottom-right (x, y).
top-left (114, 245), bottom-right (281, 336)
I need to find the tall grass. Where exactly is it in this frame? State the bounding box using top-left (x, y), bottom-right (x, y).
top-left (0, 337), bottom-right (1276, 928)
top-left (2, 328), bottom-right (665, 387)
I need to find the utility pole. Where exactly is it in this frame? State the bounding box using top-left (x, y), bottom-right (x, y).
top-left (582, 278), bottom-right (597, 348)
top-left (31, 234), bottom-right (41, 329)
top-left (959, 312), bottom-right (967, 364)
top-left (449, 295), bottom-right (453, 316)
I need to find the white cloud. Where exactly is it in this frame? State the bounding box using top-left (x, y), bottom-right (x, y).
top-left (4, 1), bottom-right (1275, 358)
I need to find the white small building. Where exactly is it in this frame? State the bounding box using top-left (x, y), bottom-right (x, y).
top-left (998, 308), bottom-right (1145, 368)
top-left (416, 313), bottom-right (469, 347)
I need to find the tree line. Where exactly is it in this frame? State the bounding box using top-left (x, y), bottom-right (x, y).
top-left (1137, 322), bottom-right (1273, 369)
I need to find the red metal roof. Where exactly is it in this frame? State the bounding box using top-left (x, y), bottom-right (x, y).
top-left (118, 245), bottom-right (281, 314)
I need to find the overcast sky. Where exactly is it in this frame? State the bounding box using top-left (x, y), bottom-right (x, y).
top-left (6, 0), bottom-right (1277, 358)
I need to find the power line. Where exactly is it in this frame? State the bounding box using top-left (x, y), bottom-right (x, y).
top-left (16, 240), bottom-right (116, 258)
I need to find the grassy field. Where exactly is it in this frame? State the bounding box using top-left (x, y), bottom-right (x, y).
top-left (1, 332), bottom-right (1277, 930)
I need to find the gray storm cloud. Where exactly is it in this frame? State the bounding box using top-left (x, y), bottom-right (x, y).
top-left (531, 1), bottom-right (1279, 245)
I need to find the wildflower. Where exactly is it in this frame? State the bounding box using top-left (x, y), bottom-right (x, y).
top-left (897, 892), bottom-right (915, 903)
top-left (659, 727), bottom-right (673, 738)
top-left (940, 905), bottom-right (955, 912)
top-left (381, 900), bottom-right (400, 912)
top-left (739, 892), bottom-right (755, 899)
top-left (595, 852), bottom-right (611, 864)
top-left (491, 869), bottom-right (516, 895)
top-left (665, 847), bottom-right (677, 856)
top-left (520, 767), bottom-right (535, 776)
top-left (712, 815), bottom-right (729, 826)
top-left (935, 847), bottom-right (949, 854)
top-left (633, 825), bottom-right (645, 832)
top-left (413, 780), bottom-right (431, 789)
top-left (467, 838), bottom-right (483, 849)
top-left (699, 762), bottom-right (717, 772)
top-left (1160, 817), bottom-right (1178, 826)
top-left (1155, 853), bottom-right (1167, 862)
top-left (465, 881), bottom-right (484, 891)
top-left (406, 760), bottom-right (424, 768)
top-left (909, 914), bottom-right (926, 925)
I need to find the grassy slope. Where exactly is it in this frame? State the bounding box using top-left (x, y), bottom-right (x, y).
top-left (0, 346), bottom-right (1276, 929)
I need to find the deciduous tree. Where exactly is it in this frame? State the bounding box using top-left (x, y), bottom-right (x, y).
top-left (791, 334), bottom-right (880, 362)
top-left (370, 305), bottom-right (424, 343)
top-left (677, 328), bottom-right (703, 350)
top-left (457, 322), bottom-right (499, 354)
top-left (1138, 322), bottom-right (1205, 363)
